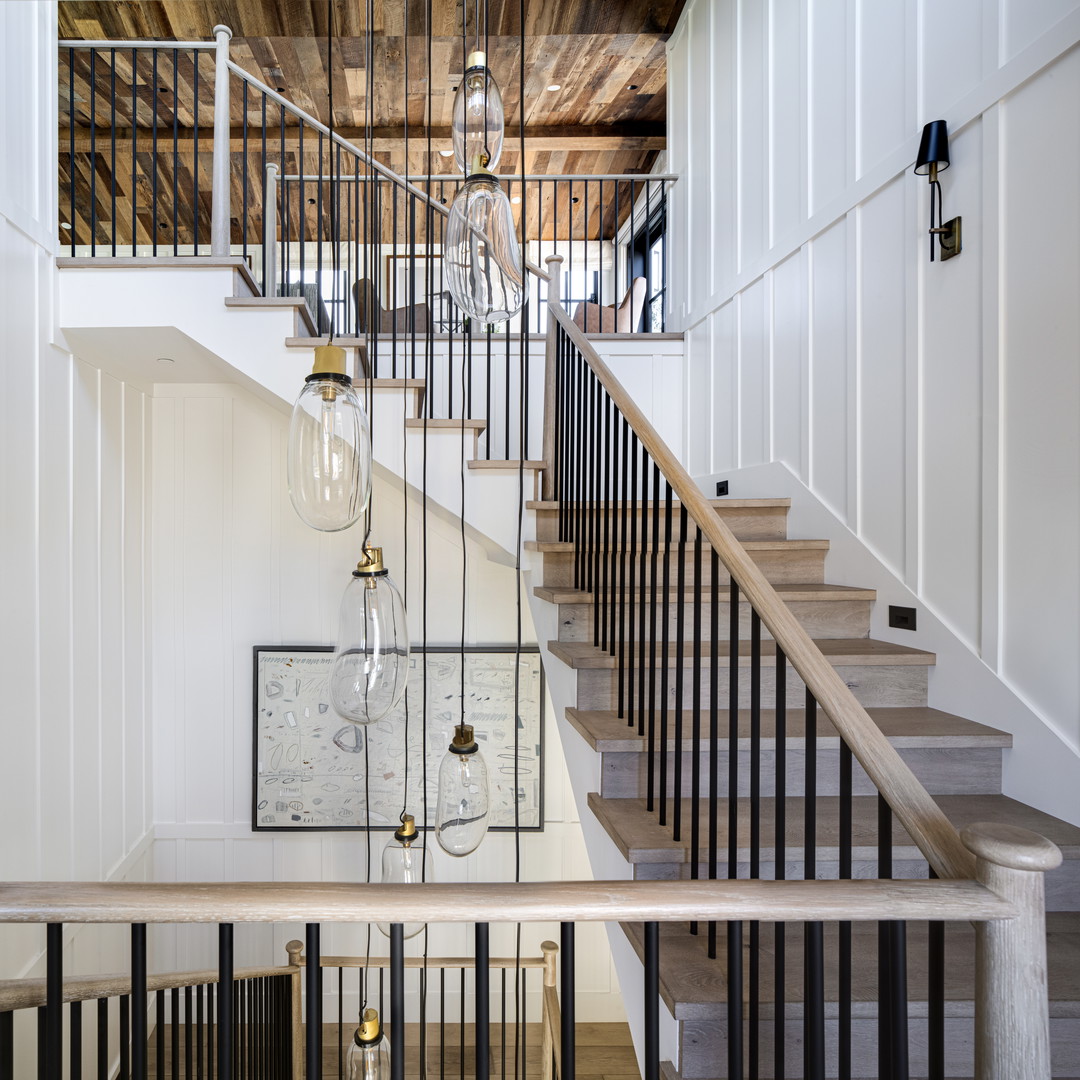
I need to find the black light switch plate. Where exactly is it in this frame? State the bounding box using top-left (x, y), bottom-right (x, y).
top-left (715, 480), bottom-right (729, 496)
top-left (889, 605), bottom-right (917, 631)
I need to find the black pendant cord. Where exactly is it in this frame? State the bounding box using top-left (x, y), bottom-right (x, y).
top-left (326, 0), bottom-right (338, 345)
top-left (361, 739), bottom-right (373, 1016)
top-left (929, 177), bottom-right (942, 262)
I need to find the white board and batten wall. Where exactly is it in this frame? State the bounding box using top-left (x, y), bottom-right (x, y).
top-left (667, 0), bottom-right (1080, 824)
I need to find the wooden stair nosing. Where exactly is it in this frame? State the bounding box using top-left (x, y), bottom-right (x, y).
top-left (564, 706), bottom-right (1013, 753)
top-left (525, 538), bottom-right (829, 554)
top-left (224, 294), bottom-right (316, 335)
top-left (526, 498), bottom-right (792, 511)
top-left (547, 637), bottom-right (937, 671)
top-left (404, 417), bottom-right (487, 431)
top-left (586, 792), bottom-right (1080, 865)
top-left (467, 459), bottom-right (547, 470)
top-left (535, 583), bottom-right (876, 605)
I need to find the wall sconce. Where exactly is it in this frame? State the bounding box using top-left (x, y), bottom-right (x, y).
top-left (914, 120), bottom-right (961, 261)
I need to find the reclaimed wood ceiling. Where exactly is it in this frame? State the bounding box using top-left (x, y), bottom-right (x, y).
top-left (58, 0), bottom-right (681, 247)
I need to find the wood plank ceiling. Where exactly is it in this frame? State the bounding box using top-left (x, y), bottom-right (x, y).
top-left (57, 0), bottom-right (683, 248)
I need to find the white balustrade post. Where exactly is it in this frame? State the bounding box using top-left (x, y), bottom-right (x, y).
top-left (263, 162), bottom-right (279, 296)
top-left (211, 24), bottom-right (233, 257)
top-left (541, 254), bottom-right (564, 500)
top-left (961, 822), bottom-right (1061, 1079)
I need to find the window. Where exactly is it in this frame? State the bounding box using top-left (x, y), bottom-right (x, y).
top-left (628, 198), bottom-right (667, 333)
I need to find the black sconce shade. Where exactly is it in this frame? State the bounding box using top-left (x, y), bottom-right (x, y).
top-left (915, 120), bottom-right (950, 174)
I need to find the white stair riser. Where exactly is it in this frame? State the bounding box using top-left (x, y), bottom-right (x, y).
top-left (532, 508), bottom-right (789, 543)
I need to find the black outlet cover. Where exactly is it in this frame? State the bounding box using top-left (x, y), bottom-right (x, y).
top-left (715, 480), bottom-right (729, 496)
top-left (889, 605), bottom-right (917, 631)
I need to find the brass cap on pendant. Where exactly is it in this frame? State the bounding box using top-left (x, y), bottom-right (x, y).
top-left (451, 723), bottom-right (477, 752)
top-left (394, 813), bottom-right (417, 844)
top-left (466, 50), bottom-right (486, 71)
top-left (355, 545), bottom-right (385, 575)
top-left (312, 343), bottom-right (348, 377)
top-left (355, 1008), bottom-right (381, 1045)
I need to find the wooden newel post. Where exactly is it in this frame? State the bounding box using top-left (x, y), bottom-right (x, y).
top-left (961, 822), bottom-right (1062, 1079)
top-left (540, 939), bottom-right (560, 1080)
top-left (211, 24), bottom-right (233, 257)
top-left (285, 939), bottom-right (305, 1079)
top-left (541, 256), bottom-right (564, 500)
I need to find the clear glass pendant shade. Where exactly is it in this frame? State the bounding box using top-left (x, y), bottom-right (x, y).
top-left (451, 54), bottom-right (505, 172)
top-left (444, 174), bottom-right (524, 323)
top-left (378, 815), bottom-right (433, 939)
top-left (287, 363), bottom-right (371, 532)
top-left (329, 548), bottom-right (410, 726)
top-left (346, 1010), bottom-right (391, 1080)
top-left (435, 725), bottom-right (490, 856)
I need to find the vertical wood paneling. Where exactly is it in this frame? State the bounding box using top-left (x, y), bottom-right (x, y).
top-left (737, 0), bottom-right (769, 268)
top-left (710, 1), bottom-right (737, 290)
top-left (686, 0), bottom-right (714, 308)
top-left (856, 0), bottom-right (908, 175)
top-left (738, 278), bottom-right (768, 465)
top-left (1001, 0), bottom-right (1079, 60)
top-left (807, 0), bottom-right (850, 215)
top-left (768, 0), bottom-right (806, 244)
top-left (920, 0), bottom-right (985, 119)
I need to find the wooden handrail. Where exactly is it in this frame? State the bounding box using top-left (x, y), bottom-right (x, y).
top-left (0, 963), bottom-right (296, 1013)
top-left (0, 879), bottom-right (1013, 925)
top-left (300, 955), bottom-right (548, 970)
top-left (546, 302), bottom-right (977, 881)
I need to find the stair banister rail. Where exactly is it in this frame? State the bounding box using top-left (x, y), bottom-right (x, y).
top-left (543, 256), bottom-right (971, 882)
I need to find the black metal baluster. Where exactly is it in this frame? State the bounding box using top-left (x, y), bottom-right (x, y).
top-left (804, 693), bottom-right (824, 1080)
top-left (193, 53), bottom-right (199, 253)
top-left (643, 923), bottom-right (659, 1080)
top-left (390, 927), bottom-right (404, 1080)
top-left (439, 968), bottom-right (445, 1080)
top-left (97, 999), bottom-right (107, 1080)
top-left (560, 924), bottom-right (575, 1080)
top-left (624, 427), bottom-right (636, 729)
top-left (646, 462), bottom-right (660, 810)
top-left (672, 505), bottom-right (687, 842)
top-left (219, 925), bottom-right (234, 1080)
top-left (156, 990), bottom-right (165, 1080)
top-left (0, 1009), bottom-right (11, 1080)
top-left (69, 1000), bottom-right (82, 1080)
top-left (707, 545), bottom-right (720, 959)
top-left (151, 49), bottom-right (158, 256)
top-left (749, 611), bottom-right (761, 1076)
top-left (172, 48), bottom-right (179, 255)
top-left (306, 924), bottom-right (321, 1080)
top-left (132, 923), bottom-right (147, 1080)
top-left (172, 986), bottom-right (180, 1079)
top-left (109, 48), bottom-right (116, 253)
top-left (119, 995), bottom-right (129, 1080)
top-left (839, 739), bottom-right (852, 1080)
top-left (130, 48), bottom-right (137, 252)
top-left (617, 420), bottom-right (629, 717)
top-left (37, 1007), bottom-right (45, 1080)
top-left (476, 926), bottom-right (490, 1080)
top-left (316, 131), bottom-right (324, 335)
top-left (197, 983), bottom-right (204, 1080)
top-left (90, 50), bottom-right (97, 255)
top-left (298, 123), bottom-right (305, 301)
top-left (67, 49), bottom-right (75, 256)
top-left (728, 576), bottom-right (742, 1079)
top-left (658, 482), bottom-right (673, 826)
top-left (45, 923), bottom-right (61, 1080)
top-left (208, 982), bottom-right (215, 1080)
top-left (774, 648), bottom-right (787, 1078)
top-left (928, 867), bottom-right (945, 1080)
top-left (878, 797), bottom-right (909, 1079)
top-left (689, 524), bottom-right (703, 933)
top-left (459, 968), bottom-right (465, 1080)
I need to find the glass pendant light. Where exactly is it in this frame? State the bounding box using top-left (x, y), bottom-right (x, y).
top-left (330, 545), bottom-right (410, 726)
top-left (345, 1008), bottom-right (391, 1080)
top-left (445, 167), bottom-right (524, 323)
top-left (435, 724), bottom-right (490, 856)
top-left (451, 51), bottom-right (505, 172)
top-left (378, 814), bottom-right (433, 939)
top-left (287, 345), bottom-right (371, 532)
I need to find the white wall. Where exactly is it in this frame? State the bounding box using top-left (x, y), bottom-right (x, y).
top-left (0, 2), bottom-right (155, 1067)
top-left (149, 381), bottom-right (626, 1020)
top-left (667, 0), bottom-right (1080, 811)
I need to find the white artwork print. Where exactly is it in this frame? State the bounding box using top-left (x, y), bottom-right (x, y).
top-left (253, 647), bottom-right (543, 830)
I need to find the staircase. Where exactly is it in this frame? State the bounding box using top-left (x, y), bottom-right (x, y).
top-left (526, 495), bottom-right (1080, 1077)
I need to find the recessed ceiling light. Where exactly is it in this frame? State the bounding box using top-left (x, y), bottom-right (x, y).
top-left (60, 222), bottom-right (72, 230)
top-left (276, 86), bottom-right (286, 93)
top-left (627, 84), bottom-right (639, 91)
top-left (510, 195), bottom-right (521, 204)
top-left (546, 83), bottom-right (561, 92)
top-left (308, 197), bottom-right (317, 205)
top-left (438, 149), bottom-right (453, 157)
top-left (571, 197), bottom-right (580, 204)
top-left (156, 356), bottom-right (175, 364)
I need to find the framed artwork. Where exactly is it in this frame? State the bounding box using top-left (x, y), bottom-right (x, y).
top-left (252, 645), bottom-right (544, 832)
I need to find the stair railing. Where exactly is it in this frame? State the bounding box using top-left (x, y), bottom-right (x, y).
top-left (0, 876), bottom-right (1036, 1080)
top-left (540, 254), bottom-right (1061, 1078)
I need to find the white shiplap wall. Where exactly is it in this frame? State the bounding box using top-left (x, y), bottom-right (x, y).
top-left (149, 383), bottom-right (627, 1020)
top-left (0, 0), bottom-right (154, 1027)
top-left (667, 0), bottom-right (1080, 817)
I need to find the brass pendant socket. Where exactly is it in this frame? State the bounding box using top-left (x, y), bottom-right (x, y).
top-left (467, 154), bottom-right (493, 177)
top-left (355, 1008), bottom-right (381, 1045)
top-left (467, 50), bottom-right (487, 71)
top-left (312, 344), bottom-right (348, 377)
top-left (451, 723), bottom-right (477, 752)
top-left (355, 545), bottom-right (386, 575)
top-left (394, 813), bottom-right (417, 845)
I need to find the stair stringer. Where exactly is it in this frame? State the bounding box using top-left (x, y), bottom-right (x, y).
top-left (523, 556), bottom-right (682, 1078)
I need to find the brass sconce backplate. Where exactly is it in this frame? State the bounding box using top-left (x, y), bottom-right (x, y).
top-left (938, 216), bottom-right (962, 260)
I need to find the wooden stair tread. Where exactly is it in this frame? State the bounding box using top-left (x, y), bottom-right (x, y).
top-left (565, 706), bottom-right (1012, 752)
top-left (224, 295), bottom-right (306, 308)
top-left (404, 418), bottom-right (486, 430)
top-left (468, 459), bottom-right (547, 470)
top-left (526, 498), bottom-right (792, 510)
top-left (547, 637), bottom-right (936, 670)
top-left (525, 538), bottom-right (828, 553)
top-left (586, 792), bottom-right (1080, 864)
top-left (620, 914), bottom-right (1080, 1019)
top-left (535, 583), bottom-right (876, 604)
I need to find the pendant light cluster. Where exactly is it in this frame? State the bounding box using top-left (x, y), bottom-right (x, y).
top-left (346, 1008), bottom-right (391, 1080)
top-left (444, 45), bottom-right (524, 323)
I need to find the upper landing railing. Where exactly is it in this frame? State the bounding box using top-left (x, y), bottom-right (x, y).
top-left (57, 30), bottom-right (675, 339)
